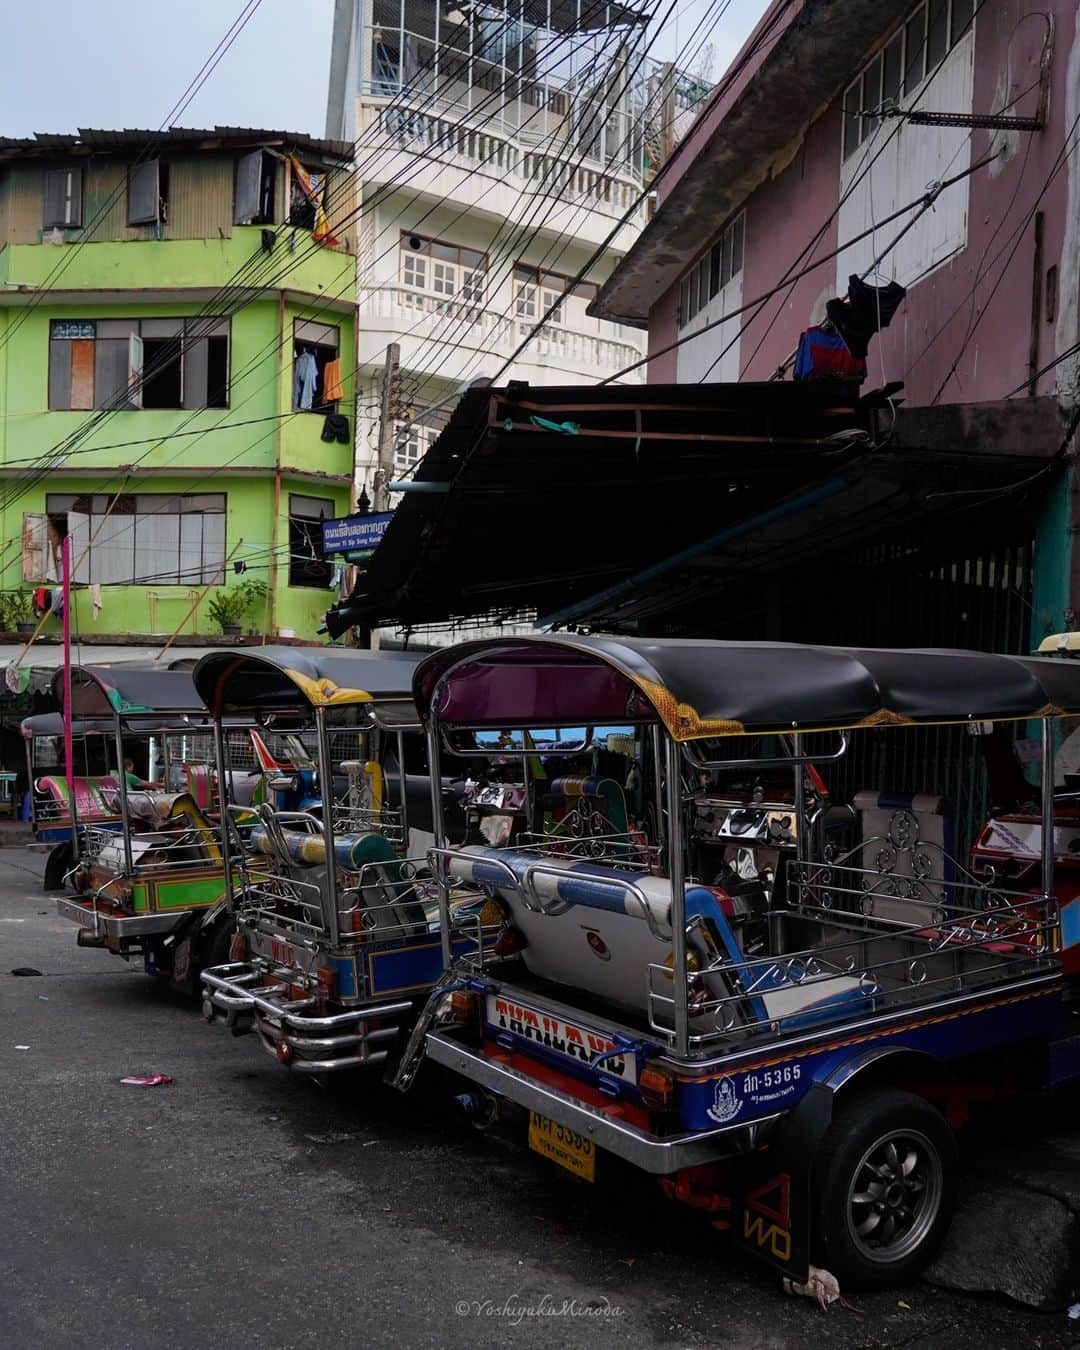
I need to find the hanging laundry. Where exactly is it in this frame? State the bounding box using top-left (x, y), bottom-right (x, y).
top-left (90, 584), bottom-right (103, 620)
top-left (320, 412), bottom-right (351, 445)
top-left (793, 325), bottom-right (867, 383)
top-left (825, 274), bottom-right (907, 359)
top-left (49, 589), bottom-right (64, 618)
top-left (322, 358), bottom-right (343, 403)
top-left (294, 350), bottom-right (318, 410)
top-left (288, 158), bottom-right (340, 247)
top-left (32, 587), bottom-right (51, 617)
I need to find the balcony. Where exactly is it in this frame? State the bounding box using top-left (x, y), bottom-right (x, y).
top-left (357, 104), bottom-right (646, 251)
top-left (358, 284), bottom-right (644, 384)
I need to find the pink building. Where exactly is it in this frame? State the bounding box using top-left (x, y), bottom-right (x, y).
top-left (594, 0), bottom-right (1080, 645)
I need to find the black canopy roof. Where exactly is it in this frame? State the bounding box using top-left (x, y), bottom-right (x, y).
top-left (54, 667), bottom-right (205, 721)
top-left (193, 645), bottom-right (422, 715)
top-left (21, 712), bottom-right (109, 739)
top-left (415, 635), bottom-right (1080, 740)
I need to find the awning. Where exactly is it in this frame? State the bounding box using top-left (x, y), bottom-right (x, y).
top-left (415, 635), bottom-right (1080, 740)
top-left (325, 383), bottom-right (1060, 638)
top-left (193, 645), bottom-right (422, 716)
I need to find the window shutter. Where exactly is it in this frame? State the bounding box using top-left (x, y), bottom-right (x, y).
top-left (128, 160), bottom-right (160, 224)
top-left (43, 171), bottom-right (66, 226)
top-left (20, 515), bottom-right (48, 582)
top-left (127, 333), bottom-right (144, 409)
top-left (234, 150), bottom-right (263, 224)
top-left (68, 512), bottom-right (91, 585)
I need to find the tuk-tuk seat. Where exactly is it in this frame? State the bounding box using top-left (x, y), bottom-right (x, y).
top-left (36, 774), bottom-right (119, 820)
top-left (450, 846), bottom-right (873, 1031)
top-left (249, 825), bottom-right (428, 932)
top-left (545, 777), bottom-right (630, 836)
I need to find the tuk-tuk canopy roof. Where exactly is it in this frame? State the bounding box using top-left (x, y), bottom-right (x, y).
top-left (192, 645), bottom-right (422, 716)
top-left (53, 666), bottom-right (206, 722)
top-left (414, 635), bottom-right (1080, 740)
top-left (21, 712), bottom-right (110, 739)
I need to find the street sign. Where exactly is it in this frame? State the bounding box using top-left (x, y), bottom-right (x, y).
top-left (321, 513), bottom-right (392, 557)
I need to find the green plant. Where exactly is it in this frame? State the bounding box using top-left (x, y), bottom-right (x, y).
top-left (0, 590), bottom-right (34, 629)
top-left (205, 578), bottom-right (270, 633)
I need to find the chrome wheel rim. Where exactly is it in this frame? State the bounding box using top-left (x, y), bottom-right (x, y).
top-left (846, 1127), bottom-right (943, 1265)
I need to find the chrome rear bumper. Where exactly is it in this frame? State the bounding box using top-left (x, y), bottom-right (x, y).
top-left (56, 896), bottom-right (193, 939)
top-left (201, 962), bottom-right (414, 1074)
top-left (425, 1030), bottom-right (774, 1174)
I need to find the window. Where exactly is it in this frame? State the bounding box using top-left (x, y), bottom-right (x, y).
top-left (289, 494), bottom-right (335, 589)
top-left (288, 162), bottom-right (331, 230)
top-left (393, 421), bottom-right (434, 473)
top-left (842, 0), bottom-right (975, 161)
top-left (128, 159), bottom-right (168, 225)
top-left (512, 265), bottom-right (597, 328)
top-left (235, 150), bottom-right (277, 225)
top-left (28, 494), bottom-right (227, 586)
top-left (43, 168), bottom-right (83, 229)
top-left (399, 233), bottom-right (488, 311)
top-left (48, 318), bottom-right (229, 411)
top-left (677, 213), bottom-right (744, 329)
top-left (292, 319), bottom-right (340, 412)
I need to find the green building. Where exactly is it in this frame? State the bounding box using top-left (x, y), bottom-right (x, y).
top-left (0, 127), bottom-right (357, 644)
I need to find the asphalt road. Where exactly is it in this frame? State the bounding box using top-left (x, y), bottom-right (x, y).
top-left (3, 845), bottom-right (1079, 1350)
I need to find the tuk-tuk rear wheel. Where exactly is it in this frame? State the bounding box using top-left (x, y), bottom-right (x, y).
top-left (812, 1087), bottom-right (956, 1289)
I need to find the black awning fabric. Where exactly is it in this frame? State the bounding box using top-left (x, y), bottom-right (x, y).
top-left (414, 634), bottom-right (1080, 740)
top-left (326, 381), bottom-right (1052, 639)
top-left (192, 644), bottom-right (422, 714)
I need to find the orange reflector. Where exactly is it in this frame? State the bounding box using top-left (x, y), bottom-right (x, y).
top-left (639, 1064), bottom-right (676, 1111)
top-left (316, 967), bottom-right (335, 999)
top-left (478, 897), bottom-right (507, 927)
top-left (449, 990), bottom-right (479, 1023)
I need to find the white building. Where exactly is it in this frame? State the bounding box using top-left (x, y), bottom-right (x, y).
top-left (325, 0), bottom-right (650, 498)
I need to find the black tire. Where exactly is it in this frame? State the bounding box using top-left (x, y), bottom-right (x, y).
top-left (812, 1087), bottom-right (957, 1289)
top-left (194, 913), bottom-right (234, 976)
top-left (43, 840), bottom-right (75, 891)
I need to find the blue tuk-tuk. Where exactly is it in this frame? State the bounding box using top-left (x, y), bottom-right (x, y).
top-left (195, 646), bottom-right (494, 1074)
top-left (393, 635), bottom-right (1080, 1290)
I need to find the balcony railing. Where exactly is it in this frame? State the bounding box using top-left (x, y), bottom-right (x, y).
top-left (364, 105), bottom-right (644, 218)
top-left (359, 284), bottom-right (644, 375)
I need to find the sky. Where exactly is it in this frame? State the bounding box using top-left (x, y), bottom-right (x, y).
top-left (0, 0), bottom-right (769, 142)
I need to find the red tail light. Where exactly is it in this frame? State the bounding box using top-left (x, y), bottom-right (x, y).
top-left (228, 932), bottom-right (246, 963)
top-left (493, 925), bottom-right (527, 957)
top-left (275, 1040), bottom-right (292, 1064)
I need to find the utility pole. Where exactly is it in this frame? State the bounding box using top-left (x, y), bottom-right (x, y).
top-left (373, 342), bottom-right (400, 513)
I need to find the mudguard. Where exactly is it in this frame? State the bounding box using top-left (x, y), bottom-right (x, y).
top-left (729, 1082), bottom-right (833, 1283)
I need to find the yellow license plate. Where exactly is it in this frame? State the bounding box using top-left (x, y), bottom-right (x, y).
top-left (527, 1111), bottom-right (595, 1182)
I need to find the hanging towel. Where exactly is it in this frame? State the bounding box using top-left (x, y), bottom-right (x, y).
top-left (90, 584), bottom-right (103, 620)
top-left (322, 358), bottom-right (343, 402)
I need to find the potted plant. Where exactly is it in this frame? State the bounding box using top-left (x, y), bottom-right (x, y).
top-left (0, 590), bottom-right (35, 634)
top-left (206, 578), bottom-right (270, 637)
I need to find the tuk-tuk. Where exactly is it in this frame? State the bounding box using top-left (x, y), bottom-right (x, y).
top-left (53, 664), bottom-right (259, 993)
top-left (195, 646), bottom-right (493, 1074)
top-left (392, 635), bottom-right (1080, 1291)
top-left (22, 710), bottom-right (122, 883)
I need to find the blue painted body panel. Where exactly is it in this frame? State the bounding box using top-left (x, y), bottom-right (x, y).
top-left (478, 979), bottom-right (1063, 1132)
